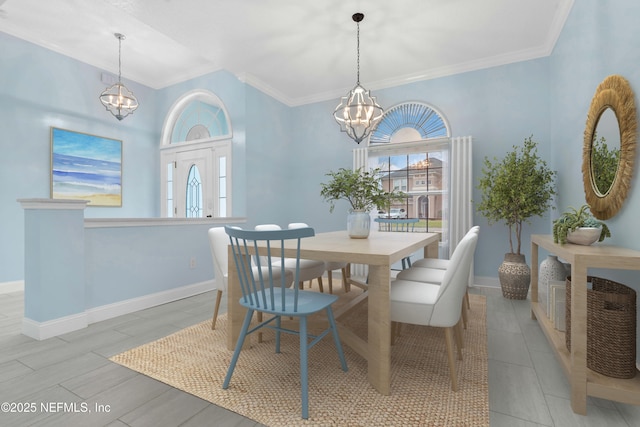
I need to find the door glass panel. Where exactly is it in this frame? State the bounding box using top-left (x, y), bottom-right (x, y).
top-left (186, 164), bottom-right (203, 218)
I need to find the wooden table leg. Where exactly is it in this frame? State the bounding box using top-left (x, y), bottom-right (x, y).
top-left (570, 263), bottom-right (588, 415)
top-left (367, 264), bottom-right (391, 395)
top-left (424, 239), bottom-right (439, 259)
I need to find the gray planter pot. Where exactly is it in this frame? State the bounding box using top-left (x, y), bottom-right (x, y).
top-left (498, 253), bottom-right (531, 299)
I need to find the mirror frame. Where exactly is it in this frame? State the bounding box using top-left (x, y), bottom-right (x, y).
top-left (582, 75), bottom-right (637, 220)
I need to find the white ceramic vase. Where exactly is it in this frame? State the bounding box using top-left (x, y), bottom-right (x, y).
top-left (540, 255), bottom-right (568, 285)
top-left (347, 210), bottom-right (371, 239)
top-left (539, 255), bottom-right (568, 317)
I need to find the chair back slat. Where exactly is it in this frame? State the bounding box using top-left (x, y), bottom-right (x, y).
top-left (225, 225), bottom-right (314, 313)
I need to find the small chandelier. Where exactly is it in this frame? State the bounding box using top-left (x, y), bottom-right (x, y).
top-left (99, 33), bottom-right (139, 121)
top-left (333, 13), bottom-right (384, 144)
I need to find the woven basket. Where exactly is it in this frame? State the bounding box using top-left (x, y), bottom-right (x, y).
top-left (566, 276), bottom-right (637, 379)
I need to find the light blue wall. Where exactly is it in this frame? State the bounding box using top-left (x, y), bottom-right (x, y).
top-left (548, 0), bottom-right (640, 287)
top-left (85, 223), bottom-right (214, 308)
top-left (24, 205), bottom-right (86, 321)
top-left (1, 32), bottom-right (160, 281)
top-left (287, 99), bottom-right (355, 232)
top-left (3, 1), bottom-right (640, 291)
top-left (242, 85), bottom-right (294, 228)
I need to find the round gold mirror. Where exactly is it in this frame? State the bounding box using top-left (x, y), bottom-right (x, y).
top-left (582, 75), bottom-right (637, 219)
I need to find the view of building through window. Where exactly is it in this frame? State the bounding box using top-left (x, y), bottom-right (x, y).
top-left (370, 149), bottom-right (447, 234)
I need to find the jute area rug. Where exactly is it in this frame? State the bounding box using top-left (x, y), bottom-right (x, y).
top-left (110, 287), bottom-right (488, 426)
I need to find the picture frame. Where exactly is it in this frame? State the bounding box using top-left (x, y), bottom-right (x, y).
top-left (50, 127), bottom-right (122, 207)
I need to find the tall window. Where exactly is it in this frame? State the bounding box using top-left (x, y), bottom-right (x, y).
top-left (160, 90), bottom-right (233, 218)
top-left (370, 144), bottom-right (448, 234)
top-left (365, 102), bottom-right (450, 236)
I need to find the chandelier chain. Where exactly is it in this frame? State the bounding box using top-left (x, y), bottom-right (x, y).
top-left (118, 36), bottom-right (122, 83)
top-left (356, 21), bottom-right (360, 85)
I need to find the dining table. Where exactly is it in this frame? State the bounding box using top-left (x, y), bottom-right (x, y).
top-left (226, 229), bottom-right (440, 395)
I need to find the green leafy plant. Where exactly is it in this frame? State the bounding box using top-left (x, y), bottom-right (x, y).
top-left (552, 204), bottom-right (611, 244)
top-left (476, 136), bottom-right (557, 255)
top-left (320, 167), bottom-right (406, 213)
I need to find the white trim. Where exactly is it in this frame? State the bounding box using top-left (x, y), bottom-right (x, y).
top-left (159, 136), bottom-right (230, 152)
top-left (367, 137), bottom-right (450, 155)
top-left (474, 276), bottom-right (501, 288)
top-left (20, 280), bottom-right (217, 340)
top-left (18, 198), bottom-right (89, 210)
top-left (22, 313), bottom-right (88, 341)
top-left (238, 72), bottom-right (292, 107)
top-left (86, 280), bottom-right (215, 324)
top-left (85, 217), bottom-right (246, 228)
top-left (0, 280), bottom-right (24, 294)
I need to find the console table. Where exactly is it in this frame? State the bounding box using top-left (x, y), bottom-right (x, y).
top-left (530, 234), bottom-right (640, 414)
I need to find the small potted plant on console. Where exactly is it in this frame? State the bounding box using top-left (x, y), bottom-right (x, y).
top-left (552, 204), bottom-right (611, 245)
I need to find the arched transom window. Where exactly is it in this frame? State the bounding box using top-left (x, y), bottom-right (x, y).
top-left (370, 102), bottom-right (450, 144)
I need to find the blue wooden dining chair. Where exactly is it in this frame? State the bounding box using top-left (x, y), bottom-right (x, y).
top-left (222, 225), bottom-right (348, 419)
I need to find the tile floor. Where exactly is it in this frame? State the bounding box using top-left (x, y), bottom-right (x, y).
top-left (0, 285), bottom-right (639, 426)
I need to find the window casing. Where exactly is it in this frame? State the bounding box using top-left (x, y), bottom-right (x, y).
top-left (369, 141), bottom-right (449, 234)
top-left (160, 91), bottom-right (233, 218)
top-left (365, 102), bottom-right (451, 236)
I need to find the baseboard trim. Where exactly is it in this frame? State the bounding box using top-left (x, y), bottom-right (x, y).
top-left (473, 276), bottom-right (500, 288)
top-left (22, 313), bottom-right (88, 340)
top-left (86, 280), bottom-right (215, 324)
top-left (21, 280), bottom-right (217, 340)
top-left (0, 280), bottom-right (24, 294)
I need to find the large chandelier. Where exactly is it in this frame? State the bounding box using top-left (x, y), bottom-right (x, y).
top-left (99, 33), bottom-right (139, 121)
top-left (333, 13), bottom-right (383, 144)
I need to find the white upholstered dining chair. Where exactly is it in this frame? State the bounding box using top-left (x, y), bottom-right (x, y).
top-left (255, 224), bottom-right (326, 291)
top-left (208, 226), bottom-right (294, 330)
top-left (390, 231), bottom-right (478, 391)
top-left (208, 227), bottom-right (228, 330)
top-left (400, 226), bottom-right (480, 313)
top-left (288, 222), bottom-right (349, 294)
top-left (411, 226), bottom-right (480, 269)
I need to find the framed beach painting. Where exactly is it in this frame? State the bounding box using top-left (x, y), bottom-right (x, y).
top-left (50, 127), bottom-right (122, 206)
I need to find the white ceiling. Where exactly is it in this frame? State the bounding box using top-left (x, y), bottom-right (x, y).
top-left (0, 0), bottom-right (574, 106)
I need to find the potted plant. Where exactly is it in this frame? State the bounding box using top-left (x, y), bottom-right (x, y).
top-left (320, 167), bottom-right (405, 238)
top-left (476, 136), bottom-right (557, 299)
top-left (552, 204), bottom-right (611, 245)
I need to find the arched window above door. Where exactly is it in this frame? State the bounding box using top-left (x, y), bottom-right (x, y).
top-left (161, 89), bottom-right (233, 147)
top-left (171, 100), bottom-right (230, 143)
